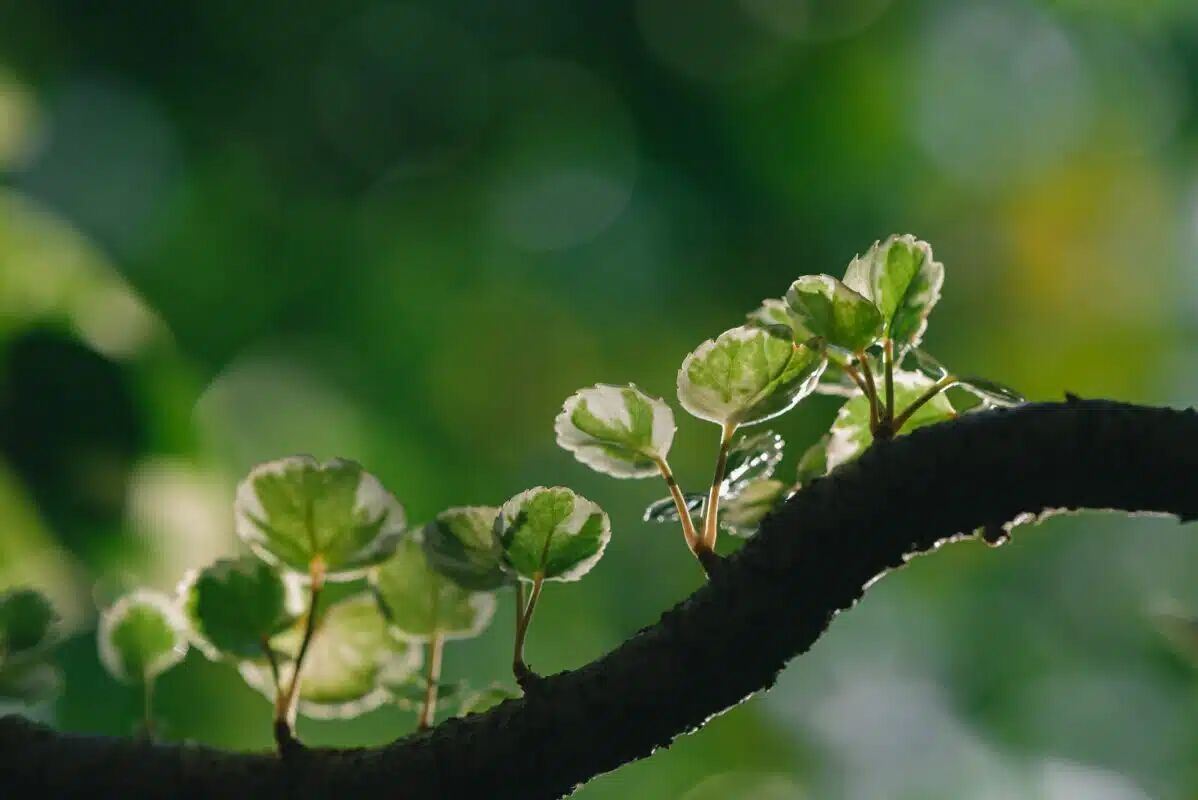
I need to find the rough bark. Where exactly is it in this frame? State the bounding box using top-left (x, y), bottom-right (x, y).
top-left (2, 399), bottom-right (1196, 799)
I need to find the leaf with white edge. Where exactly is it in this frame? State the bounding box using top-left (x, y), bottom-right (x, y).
top-left (554, 384), bottom-right (675, 479)
top-left (497, 487), bottom-right (611, 582)
top-left (373, 533), bottom-right (497, 642)
top-left (795, 435), bottom-right (830, 485)
top-left (98, 590), bottom-right (188, 684)
top-left (179, 558), bottom-right (301, 661)
top-left (235, 456), bottom-right (406, 581)
top-left (746, 298), bottom-right (808, 339)
top-left (0, 588), bottom-right (57, 656)
top-left (720, 479), bottom-right (788, 537)
top-left (642, 493), bottom-right (704, 524)
top-left (785, 275), bottom-right (882, 353)
top-left (909, 348), bottom-right (949, 381)
top-left (422, 506), bottom-right (508, 591)
top-left (0, 660), bottom-right (62, 704)
top-left (240, 593), bottom-right (422, 720)
top-left (842, 234), bottom-right (944, 349)
top-left (722, 430), bottom-right (784, 495)
top-left (677, 326), bottom-right (827, 427)
top-left (826, 371), bottom-right (956, 470)
top-left (458, 684), bottom-right (521, 717)
top-left (957, 377), bottom-right (1025, 408)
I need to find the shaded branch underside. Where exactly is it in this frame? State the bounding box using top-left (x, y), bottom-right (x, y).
top-left (3, 399), bottom-right (1197, 799)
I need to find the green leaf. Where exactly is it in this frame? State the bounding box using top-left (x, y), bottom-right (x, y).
top-left (0, 660), bottom-right (62, 704)
top-left (826, 371), bottom-right (956, 470)
top-left (0, 588), bottom-right (57, 656)
top-left (795, 435), bottom-right (830, 485)
top-left (235, 456), bottom-right (406, 581)
top-left (784, 275), bottom-right (882, 353)
top-left (97, 590), bottom-right (188, 684)
top-left (373, 533), bottom-right (497, 642)
top-left (957, 376), bottom-right (1025, 408)
top-left (746, 298), bottom-right (808, 339)
top-left (497, 487), bottom-right (611, 582)
top-left (554, 384), bottom-right (675, 478)
top-left (458, 683), bottom-right (521, 717)
top-left (178, 558), bottom-right (300, 661)
top-left (240, 593), bottom-right (421, 720)
top-left (842, 235), bottom-right (944, 349)
top-left (642, 493), bottom-right (704, 525)
top-left (720, 479), bottom-right (788, 537)
top-left (723, 430), bottom-right (784, 495)
top-left (677, 325), bottom-right (827, 427)
top-left (422, 506), bottom-right (509, 591)
top-left (814, 362), bottom-right (859, 398)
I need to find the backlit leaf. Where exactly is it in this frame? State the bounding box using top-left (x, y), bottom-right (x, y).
top-left (795, 435), bottom-right (830, 485)
top-left (554, 384), bottom-right (675, 478)
top-left (842, 235), bottom-right (944, 349)
top-left (642, 493), bottom-right (704, 524)
top-left (98, 590), bottom-right (188, 684)
top-left (240, 593), bottom-right (421, 720)
top-left (373, 533), bottom-right (496, 642)
top-left (723, 430), bottom-right (785, 495)
top-left (677, 325), bottom-right (827, 426)
top-left (497, 487), bottom-right (610, 582)
top-left (785, 275), bottom-right (881, 353)
top-left (957, 376), bottom-right (1025, 408)
top-left (234, 456), bottom-right (406, 581)
top-left (422, 506), bottom-right (509, 591)
top-left (179, 558), bottom-right (300, 660)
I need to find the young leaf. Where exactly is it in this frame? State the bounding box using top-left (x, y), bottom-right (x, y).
top-left (0, 588), bottom-right (57, 656)
top-left (909, 348), bottom-right (949, 381)
top-left (373, 533), bottom-right (497, 642)
top-left (642, 493), bottom-right (704, 524)
top-left (97, 590), bottom-right (188, 684)
top-left (554, 384), bottom-right (675, 478)
top-left (240, 593), bottom-right (421, 719)
top-left (814, 362), bottom-right (859, 398)
top-left (722, 430), bottom-right (785, 495)
top-left (795, 435), bottom-right (830, 485)
top-left (178, 558), bottom-right (300, 661)
top-left (784, 275), bottom-right (882, 353)
top-left (720, 479), bottom-right (788, 537)
top-left (458, 683), bottom-right (521, 717)
top-left (677, 325), bottom-right (827, 427)
top-left (746, 298), bottom-right (808, 339)
top-left (497, 487), bottom-right (611, 582)
top-left (387, 676), bottom-right (467, 711)
top-left (234, 456), bottom-right (406, 581)
top-left (422, 506), bottom-right (509, 591)
top-left (826, 371), bottom-right (956, 470)
top-left (957, 377), bottom-right (1025, 408)
top-left (842, 235), bottom-right (944, 349)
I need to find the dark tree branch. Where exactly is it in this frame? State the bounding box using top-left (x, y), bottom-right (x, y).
top-left (3, 400), bottom-right (1196, 799)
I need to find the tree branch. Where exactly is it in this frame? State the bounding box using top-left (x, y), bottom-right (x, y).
top-left (3, 399), bottom-right (1196, 799)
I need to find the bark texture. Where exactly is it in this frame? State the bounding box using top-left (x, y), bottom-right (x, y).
top-left (3, 399), bottom-right (1196, 799)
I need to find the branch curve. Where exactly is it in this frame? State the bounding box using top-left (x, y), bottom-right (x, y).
top-left (3, 400), bottom-right (1196, 799)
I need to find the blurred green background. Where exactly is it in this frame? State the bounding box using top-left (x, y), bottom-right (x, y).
top-left (2, 0), bottom-right (1198, 797)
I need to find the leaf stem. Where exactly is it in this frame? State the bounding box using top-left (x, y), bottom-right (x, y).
top-left (275, 556), bottom-right (325, 754)
top-left (513, 572), bottom-right (545, 685)
top-left (883, 338), bottom-right (895, 428)
top-left (700, 423), bottom-right (736, 555)
top-left (842, 362), bottom-right (870, 396)
top-left (417, 631), bottom-right (444, 731)
top-left (652, 456), bottom-right (700, 555)
top-left (856, 352), bottom-right (881, 435)
top-left (891, 375), bottom-right (956, 432)
top-left (140, 676), bottom-right (156, 741)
